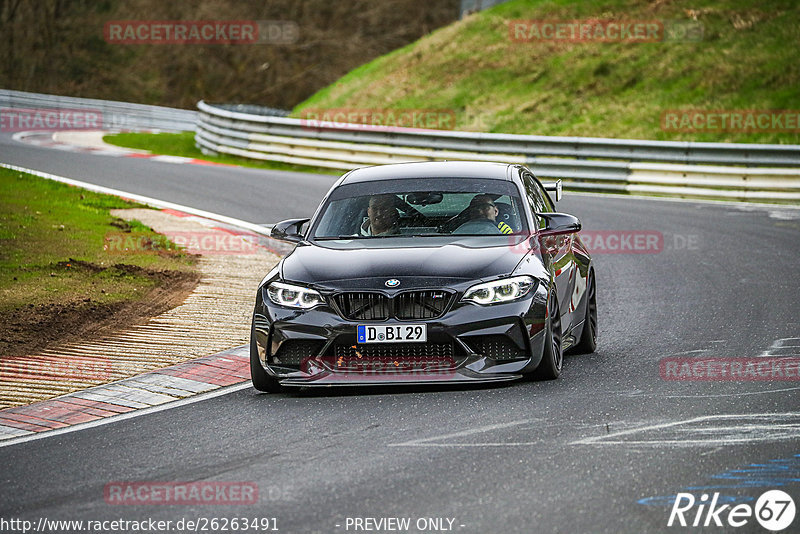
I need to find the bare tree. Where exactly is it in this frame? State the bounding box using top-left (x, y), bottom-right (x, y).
top-left (0, 0), bottom-right (459, 109)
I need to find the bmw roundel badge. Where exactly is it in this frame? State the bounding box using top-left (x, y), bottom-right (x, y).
top-left (385, 279), bottom-right (400, 288)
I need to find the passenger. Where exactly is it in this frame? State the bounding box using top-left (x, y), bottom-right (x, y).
top-left (453, 194), bottom-right (502, 234)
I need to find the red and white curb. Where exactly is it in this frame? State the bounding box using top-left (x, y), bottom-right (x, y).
top-left (12, 130), bottom-right (237, 167)
top-left (0, 346), bottom-right (252, 445)
top-left (0, 163), bottom-right (296, 448)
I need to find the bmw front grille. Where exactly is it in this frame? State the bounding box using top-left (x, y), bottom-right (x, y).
top-left (333, 290), bottom-right (453, 321)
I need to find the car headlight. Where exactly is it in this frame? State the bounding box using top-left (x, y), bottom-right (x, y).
top-left (267, 281), bottom-right (324, 309)
top-left (462, 276), bottom-right (536, 305)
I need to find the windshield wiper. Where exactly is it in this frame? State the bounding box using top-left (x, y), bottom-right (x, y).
top-left (314, 233), bottom-right (448, 240)
top-left (313, 235), bottom-right (365, 240)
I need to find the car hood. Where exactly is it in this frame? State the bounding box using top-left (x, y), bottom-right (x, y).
top-left (281, 239), bottom-right (528, 289)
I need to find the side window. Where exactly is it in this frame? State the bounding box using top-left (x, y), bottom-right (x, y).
top-left (522, 171), bottom-right (549, 228)
top-left (539, 184), bottom-right (555, 212)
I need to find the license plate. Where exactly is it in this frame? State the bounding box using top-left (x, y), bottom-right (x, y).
top-left (357, 324), bottom-right (427, 343)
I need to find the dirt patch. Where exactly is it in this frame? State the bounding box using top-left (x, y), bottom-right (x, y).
top-left (0, 263), bottom-right (199, 357)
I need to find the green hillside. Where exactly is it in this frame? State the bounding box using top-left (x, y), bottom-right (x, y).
top-left (293, 0), bottom-right (800, 144)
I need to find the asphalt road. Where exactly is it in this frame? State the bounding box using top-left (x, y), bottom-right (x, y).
top-left (1, 132), bottom-right (799, 533)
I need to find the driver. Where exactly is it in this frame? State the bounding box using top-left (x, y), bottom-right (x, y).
top-left (453, 194), bottom-right (502, 234)
top-left (360, 194), bottom-right (400, 236)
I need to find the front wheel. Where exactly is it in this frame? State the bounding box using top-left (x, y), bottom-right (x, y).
top-left (250, 324), bottom-right (283, 393)
top-left (531, 291), bottom-right (563, 380)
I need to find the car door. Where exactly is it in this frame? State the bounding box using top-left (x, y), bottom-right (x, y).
top-left (522, 171), bottom-right (577, 327)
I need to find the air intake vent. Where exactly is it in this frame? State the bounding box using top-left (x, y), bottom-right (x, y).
top-left (466, 335), bottom-right (528, 361)
top-left (273, 340), bottom-right (324, 366)
top-left (331, 343), bottom-right (455, 372)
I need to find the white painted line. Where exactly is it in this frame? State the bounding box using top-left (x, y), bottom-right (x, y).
top-left (571, 412), bottom-right (800, 446)
top-left (0, 382), bottom-right (252, 449)
top-left (669, 349), bottom-right (709, 356)
top-left (0, 162), bottom-right (271, 237)
top-left (11, 131), bottom-right (32, 143)
top-left (388, 419), bottom-right (534, 447)
top-left (650, 386), bottom-right (800, 398)
top-left (581, 437), bottom-right (800, 447)
top-left (672, 423), bottom-right (800, 433)
top-left (52, 130), bottom-right (149, 153)
top-left (765, 348), bottom-right (800, 356)
top-left (758, 336), bottom-right (800, 357)
top-left (150, 155), bottom-right (195, 164)
top-left (0, 425), bottom-right (33, 439)
top-left (90, 149), bottom-right (135, 156)
top-left (390, 441), bottom-right (543, 447)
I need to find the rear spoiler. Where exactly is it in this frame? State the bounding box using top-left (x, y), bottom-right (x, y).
top-left (542, 179), bottom-right (562, 202)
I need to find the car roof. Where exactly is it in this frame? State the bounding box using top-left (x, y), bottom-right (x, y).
top-left (339, 161), bottom-right (515, 184)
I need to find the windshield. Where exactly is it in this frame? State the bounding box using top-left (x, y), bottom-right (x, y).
top-left (311, 178), bottom-right (528, 239)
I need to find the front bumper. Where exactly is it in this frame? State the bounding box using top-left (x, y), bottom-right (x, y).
top-left (252, 283), bottom-right (549, 387)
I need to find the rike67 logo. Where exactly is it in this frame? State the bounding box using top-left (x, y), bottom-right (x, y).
top-left (668, 490), bottom-right (795, 531)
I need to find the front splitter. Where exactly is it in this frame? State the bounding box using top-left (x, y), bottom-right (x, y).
top-left (278, 372), bottom-right (521, 387)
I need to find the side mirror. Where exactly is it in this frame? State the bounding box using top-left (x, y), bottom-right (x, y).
top-left (538, 212), bottom-right (581, 236)
top-left (271, 218), bottom-right (310, 243)
top-left (542, 180), bottom-right (562, 202)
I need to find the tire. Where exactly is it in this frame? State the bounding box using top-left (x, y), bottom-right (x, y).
top-left (250, 324), bottom-right (283, 393)
top-left (571, 270), bottom-right (597, 355)
top-left (532, 290), bottom-right (563, 380)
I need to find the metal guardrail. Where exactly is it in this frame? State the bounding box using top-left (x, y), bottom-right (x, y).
top-left (196, 101), bottom-right (800, 202)
top-left (1, 90), bottom-right (797, 202)
top-left (211, 103), bottom-right (290, 118)
top-left (0, 89), bottom-right (197, 131)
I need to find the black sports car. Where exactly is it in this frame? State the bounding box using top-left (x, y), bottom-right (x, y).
top-left (250, 161), bottom-right (596, 391)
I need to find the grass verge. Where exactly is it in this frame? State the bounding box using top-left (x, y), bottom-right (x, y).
top-left (0, 167), bottom-right (199, 356)
top-left (293, 0), bottom-right (800, 144)
top-left (104, 131), bottom-right (340, 175)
